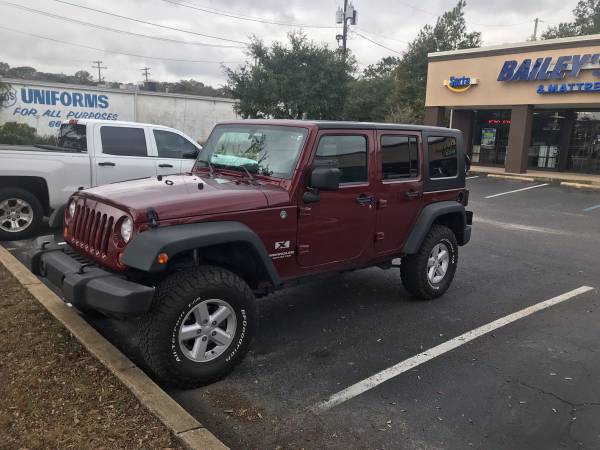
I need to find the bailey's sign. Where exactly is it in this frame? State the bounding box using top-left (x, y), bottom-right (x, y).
top-left (497, 54), bottom-right (600, 94)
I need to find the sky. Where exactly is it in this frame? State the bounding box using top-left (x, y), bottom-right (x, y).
top-left (0, 0), bottom-right (578, 88)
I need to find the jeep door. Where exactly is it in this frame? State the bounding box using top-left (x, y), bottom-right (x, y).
top-left (296, 130), bottom-right (377, 267)
top-left (374, 131), bottom-right (425, 255)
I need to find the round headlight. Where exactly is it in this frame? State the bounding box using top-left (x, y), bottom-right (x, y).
top-left (68, 200), bottom-right (76, 218)
top-left (120, 217), bottom-right (133, 243)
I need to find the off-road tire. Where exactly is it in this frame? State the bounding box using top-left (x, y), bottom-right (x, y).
top-left (138, 265), bottom-right (257, 388)
top-left (401, 224), bottom-right (458, 300)
top-left (0, 187), bottom-right (44, 241)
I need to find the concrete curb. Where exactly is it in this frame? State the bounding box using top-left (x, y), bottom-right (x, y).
top-left (0, 245), bottom-right (227, 450)
top-left (487, 174), bottom-right (536, 182)
top-left (560, 181), bottom-right (600, 190)
top-left (470, 168), bottom-right (600, 186)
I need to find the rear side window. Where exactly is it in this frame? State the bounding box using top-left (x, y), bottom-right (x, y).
top-left (100, 126), bottom-right (147, 157)
top-left (58, 124), bottom-right (87, 151)
top-left (381, 135), bottom-right (419, 180)
top-left (314, 135), bottom-right (367, 184)
top-left (154, 130), bottom-right (198, 159)
top-left (428, 136), bottom-right (458, 179)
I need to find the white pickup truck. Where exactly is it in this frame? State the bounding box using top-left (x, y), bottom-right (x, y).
top-left (0, 119), bottom-right (201, 240)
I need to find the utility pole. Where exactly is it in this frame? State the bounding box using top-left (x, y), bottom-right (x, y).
top-left (532, 18), bottom-right (539, 41)
top-left (91, 60), bottom-right (107, 83)
top-left (336, 1), bottom-right (357, 61)
top-left (141, 67), bottom-right (151, 82)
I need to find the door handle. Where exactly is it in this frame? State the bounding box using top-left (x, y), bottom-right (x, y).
top-left (158, 163), bottom-right (173, 168)
top-left (98, 162), bottom-right (115, 167)
top-left (356, 194), bottom-right (375, 206)
top-left (405, 190), bottom-right (421, 199)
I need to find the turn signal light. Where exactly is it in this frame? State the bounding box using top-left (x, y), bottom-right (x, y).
top-left (157, 253), bottom-right (169, 264)
top-left (63, 226), bottom-right (68, 239)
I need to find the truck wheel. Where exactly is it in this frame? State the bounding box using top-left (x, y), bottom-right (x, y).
top-left (0, 187), bottom-right (43, 241)
top-left (401, 224), bottom-right (458, 300)
top-left (138, 265), bottom-right (257, 388)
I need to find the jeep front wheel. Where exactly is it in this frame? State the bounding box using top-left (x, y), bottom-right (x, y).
top-left (400, 224), bottom-right (458, 300)
top-left (138, 265), bottom-right (257, 388)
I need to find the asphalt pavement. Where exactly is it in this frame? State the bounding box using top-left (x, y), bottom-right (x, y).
top-left (4, 175), bottom-right (600, 450)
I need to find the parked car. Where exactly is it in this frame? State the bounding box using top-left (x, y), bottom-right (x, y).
top-left (30, 119), bottom-right (472, 387)
top-left (0, 119), bottom-right (201, 240)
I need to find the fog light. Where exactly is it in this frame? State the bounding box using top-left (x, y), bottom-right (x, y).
top-left (157, 253), bottom-right (169, 264)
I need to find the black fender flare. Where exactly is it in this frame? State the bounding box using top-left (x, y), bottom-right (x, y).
top-left (401, 201), bottom-right (467, 254)
top-left (121, 221), bottom-right (281, 286)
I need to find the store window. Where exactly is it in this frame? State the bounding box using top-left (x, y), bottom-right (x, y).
top-left (528, 111), bottom-right (564, 170)
top-left (472, 110), bottom-right (511, 165)
top-left (568, 111), bottom-right (600, 174)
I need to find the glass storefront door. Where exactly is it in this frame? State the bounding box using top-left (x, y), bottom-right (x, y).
top-left (568, 112), bottom-right (600, 174)
top-left (528, 111), bottom-right (564, 170)
top-left (472, 110), bottom-right (510, 166)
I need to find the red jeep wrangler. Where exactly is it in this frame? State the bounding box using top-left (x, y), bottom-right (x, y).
top-left (31, 120), bottom-right (472, 387)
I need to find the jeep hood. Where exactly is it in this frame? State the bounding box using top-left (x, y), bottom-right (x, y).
top-left (77, 174), bottom-right (288, 222)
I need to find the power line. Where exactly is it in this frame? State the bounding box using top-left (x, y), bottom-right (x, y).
top-left (163, 0), bottom-right (338, 29)
top-left (0, 0), bottom-right (245, 49)
top-left (355, 27), bottom-right (408, 44)
top-left (0, 25), bottom-right (243, 64)
top-left (50, 0), bottom-right (248, 45)
top-left (351, 30), bottom-right (403, 55)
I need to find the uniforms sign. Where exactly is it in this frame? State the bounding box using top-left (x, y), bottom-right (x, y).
top-left (0, 81), bottom-right (134, 136)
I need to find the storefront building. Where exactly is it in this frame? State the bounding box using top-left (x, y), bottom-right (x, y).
top-left (425, 34), bottom-right (600, 174)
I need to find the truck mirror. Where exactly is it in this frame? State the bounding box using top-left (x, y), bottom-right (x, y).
top-left (309, 166), bottom-right (341, 191)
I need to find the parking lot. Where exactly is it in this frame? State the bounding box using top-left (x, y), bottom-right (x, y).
top-left (3, 175), bottom-right (600, 450)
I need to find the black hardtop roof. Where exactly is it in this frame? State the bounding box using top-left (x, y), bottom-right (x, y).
top-left (218, 119), bottom-right (459, 134)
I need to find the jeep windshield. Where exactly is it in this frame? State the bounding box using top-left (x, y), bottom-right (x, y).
top-left (194, 125), bottom-right (308, 179)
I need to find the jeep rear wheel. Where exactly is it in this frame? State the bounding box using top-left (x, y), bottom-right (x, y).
top-left (401, 224), bottom-right (458, 300)
top-left (138, 265), bottom-right (257, 388)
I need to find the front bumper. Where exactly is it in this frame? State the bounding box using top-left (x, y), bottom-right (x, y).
top-left (29, 236), bottom-right (155, 317)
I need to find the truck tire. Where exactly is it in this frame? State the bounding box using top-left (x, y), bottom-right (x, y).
top-left (401, 224), bottom-right (458, 300)
top-left (138, 265), bottom-right (257, 388)
top-left (0, 187), bottom-right (43, 241)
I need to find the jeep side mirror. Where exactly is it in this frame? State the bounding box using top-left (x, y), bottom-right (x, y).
top-left (309, 166), bottom-right (341, 191)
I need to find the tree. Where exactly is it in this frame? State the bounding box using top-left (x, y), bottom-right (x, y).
top-left (225, 32), bottom-right (354, 119)
top-left (343, 57), bottom-right (400, 122)
top-left (72, 70), bottom-right (95, 85)
top-left (389, 0), bottom-right (481, 123)
top-left (542, 0), bottom-right (600, 39)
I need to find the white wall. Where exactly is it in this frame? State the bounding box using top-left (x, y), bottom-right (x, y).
top-left (0, 78), bottom-right (237, 142)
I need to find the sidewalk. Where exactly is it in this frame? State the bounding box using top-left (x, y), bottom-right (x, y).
top-left (470, 165), bottom-right (600, 186)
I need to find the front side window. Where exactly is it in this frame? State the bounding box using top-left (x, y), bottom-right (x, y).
top-left (428, 136), bottom-right (458, 179)
top-left (381, 135), bottom-right (419, 180)
top-left (195, 125), bottom-right (308, 179)
top-left (100, 126), bottom-right (147, 157)
top-left (314, 135), bottom-right (368, 184)
top-left (154, 130), bottom-right (198, 159)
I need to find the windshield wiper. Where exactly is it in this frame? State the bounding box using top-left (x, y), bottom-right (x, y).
top-left (240, 165), bottom-right (259, 185)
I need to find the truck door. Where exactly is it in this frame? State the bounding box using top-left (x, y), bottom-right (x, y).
top-left (151, 129), bottom-right (200, 175)
top-left (296, 130), bottom-right (377, 268)
top-left (93, 125), bottom-right (157, 185)
top-left (374, 131), bottom-right (424, 255)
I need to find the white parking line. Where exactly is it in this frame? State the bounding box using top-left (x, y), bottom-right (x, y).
top-left (311, 286), bottom-right (594, 413)
top-left (485, 183), bottom-right (549, 199)
top-left (466, 176), bottom-right (480, 179)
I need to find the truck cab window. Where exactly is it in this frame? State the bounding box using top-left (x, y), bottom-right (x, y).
top-left (315, 135), bottom-right (367, 183)
top-left (428, 136), bottom-right (458, 179)
top-left (58, 124), bottom-right (87, 151)
top-left (100, 126), bottom-right (147, 157)
top-left (154, 130), bottom-right (198, 159)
